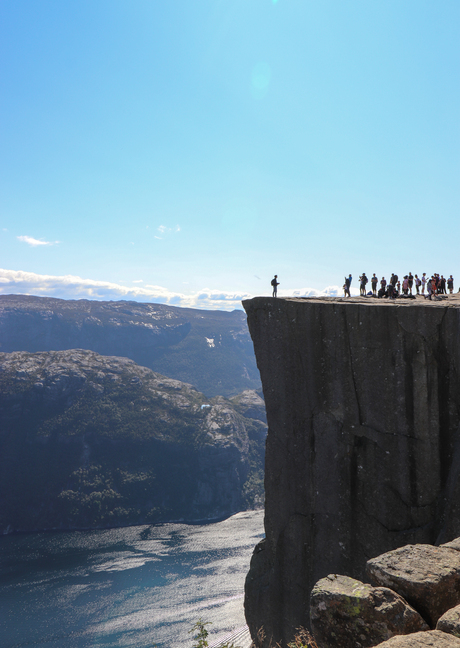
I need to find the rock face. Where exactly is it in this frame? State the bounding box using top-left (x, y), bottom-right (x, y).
top-left (0, 350), bottom-right (266, 533)
top-left (0, 295), bottom-right (260, 397)
top-left (437, 605), bottom-right (460, 635)
top-left (367, 545), bottom-right (460, 627)
top-left (243, 296), bottom-right (460, 647)
top-left (310, 574), bottom-right (428, 648)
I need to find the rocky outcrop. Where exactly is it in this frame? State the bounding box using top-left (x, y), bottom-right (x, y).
top-left (437, 605), bottom-right (460, 635)
top-left (374, 631), bottom-right (460, 647)
top-left (230, 389), bottom-right (267, 424)
top-left (243, 296), bottom-right (460, 647)
top-left (310, 540), bottom-right (460, 647)
top-left (310, 574), bottom-right (428, 648)
top-left (0, 295), bottom-right (260, 397)
top-left (0, 349), bottom-right (266, 533)
top-left (367, 545), bottom-right (460, 627)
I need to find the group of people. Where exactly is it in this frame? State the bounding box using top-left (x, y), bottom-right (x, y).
top-left (344, 273), bottom-right (455, 299)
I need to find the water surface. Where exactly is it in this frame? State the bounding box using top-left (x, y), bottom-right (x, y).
top-left (0, 510), bottom-right (264, 648)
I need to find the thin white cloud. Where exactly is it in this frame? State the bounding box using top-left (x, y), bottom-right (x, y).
top-left (17, 236), bottom-right (58, 247)
top-left (0, 269), bottom-right (352, 311)
top-left (156, 224), bottom-right (181, 238)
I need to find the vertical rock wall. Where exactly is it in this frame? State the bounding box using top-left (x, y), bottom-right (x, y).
top-left (243, 297), bottom-right (460, 647)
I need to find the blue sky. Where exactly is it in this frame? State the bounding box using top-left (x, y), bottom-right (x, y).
top-left (1, 0), bottom-right (459, 310)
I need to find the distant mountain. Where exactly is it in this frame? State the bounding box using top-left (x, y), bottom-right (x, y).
top-left (0, 349), bottom-right (266, 533)
top-left (0, 295), bottom-right (261, 398)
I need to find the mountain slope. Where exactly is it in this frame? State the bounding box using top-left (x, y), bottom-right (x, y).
top-left (0, 349), bottom-right (266, 533)
top-left (0, 295), bottom-right (260, 397)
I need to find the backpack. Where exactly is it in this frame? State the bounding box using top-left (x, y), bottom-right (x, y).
top-left (271, 278), bottom-right (276, 286)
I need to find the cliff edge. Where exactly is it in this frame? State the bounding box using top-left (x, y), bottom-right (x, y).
top-left (243, 295), bottom-right (460, 647)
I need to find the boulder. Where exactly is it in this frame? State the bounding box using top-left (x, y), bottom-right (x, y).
top-left (310, 574), bottom-right (428, 648)
top-left (366, 545), bottom-right (460, 627)
top-left (442, 538), bottom-right (460, 552)
top-left (373, 630), bottom-right (460, 647)
top-left (436, 604), bottom-right (460, 636)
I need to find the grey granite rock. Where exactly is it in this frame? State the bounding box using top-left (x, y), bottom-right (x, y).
top-left (243, 296), bottom-right (460, 647)
top-left (367, 544), bottom-right (460, 627)
top-left (436, 604), bottom-right (460, 636)
top-left (310, 574), bottom-right (428, 648)
top-left (442, 538), bottom-right (460, 552)
top-left (373, 630), bottom-right (460, 647)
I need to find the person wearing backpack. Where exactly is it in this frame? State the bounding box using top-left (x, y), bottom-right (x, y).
top-left (271, 275), bottom-right (280, 297)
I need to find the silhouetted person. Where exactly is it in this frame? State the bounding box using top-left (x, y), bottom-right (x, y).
top-left (344, 275), bottom-right (351, 297)
top-left (371, 274), bottom-right (378, 296)
top-left (271, 275), bottom-right (279, 297)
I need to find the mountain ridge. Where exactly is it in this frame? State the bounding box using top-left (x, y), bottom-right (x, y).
top-left (0, 294), bottom-right (260, 397)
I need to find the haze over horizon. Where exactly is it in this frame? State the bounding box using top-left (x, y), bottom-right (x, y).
top-left (1, 1), bottom-right (459, 310)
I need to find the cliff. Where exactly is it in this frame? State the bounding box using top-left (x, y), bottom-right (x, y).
top-left (243, 295), bottom-right (460, 647)
top-left (0, 295), bottom-right (260, 397)
top-left (0, 350), bottom-right (266, 534)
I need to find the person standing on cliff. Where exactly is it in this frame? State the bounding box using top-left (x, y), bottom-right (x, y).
top-left (271, 275), bottom-right (279, 297)
top-left (371, 273), bottom-right (378, 296)
top-left (360, 273), bottom-right (368, 296)
top-left (344, 274), bottom-right (351, 297)
top-left (408, 272), bottom-right (414, 295)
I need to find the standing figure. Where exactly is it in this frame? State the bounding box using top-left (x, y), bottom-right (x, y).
top-left (271, 275), bottom-right (280, 297)
top-left (402, 276), bottom-right (409, 295)
top-left (447, 275), bottom-right (454, 294)
top-left (427, 278), bottom-right (433, 300)
top-left (371, 273), bottom-right (378, 296)
top-left (360, 273), bottom-right (368, 296)
top-left (421, 273), bottom-right (427, 294)
top-left (408, 272), bottom-right (414, 295)
top-left (415, 275), bottom-right (421, 295)
top-left (440, 276), bottom-right (447, 294)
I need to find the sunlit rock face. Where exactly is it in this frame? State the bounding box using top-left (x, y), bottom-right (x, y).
top-left (243, 296), bottom-right (460, 648)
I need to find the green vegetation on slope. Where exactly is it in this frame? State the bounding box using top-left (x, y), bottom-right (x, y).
top-left (0, 350), bottom-right (266, 533)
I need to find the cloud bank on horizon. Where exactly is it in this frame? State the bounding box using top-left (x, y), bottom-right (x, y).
top-left (0, 269), bottom-right (350, 311)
